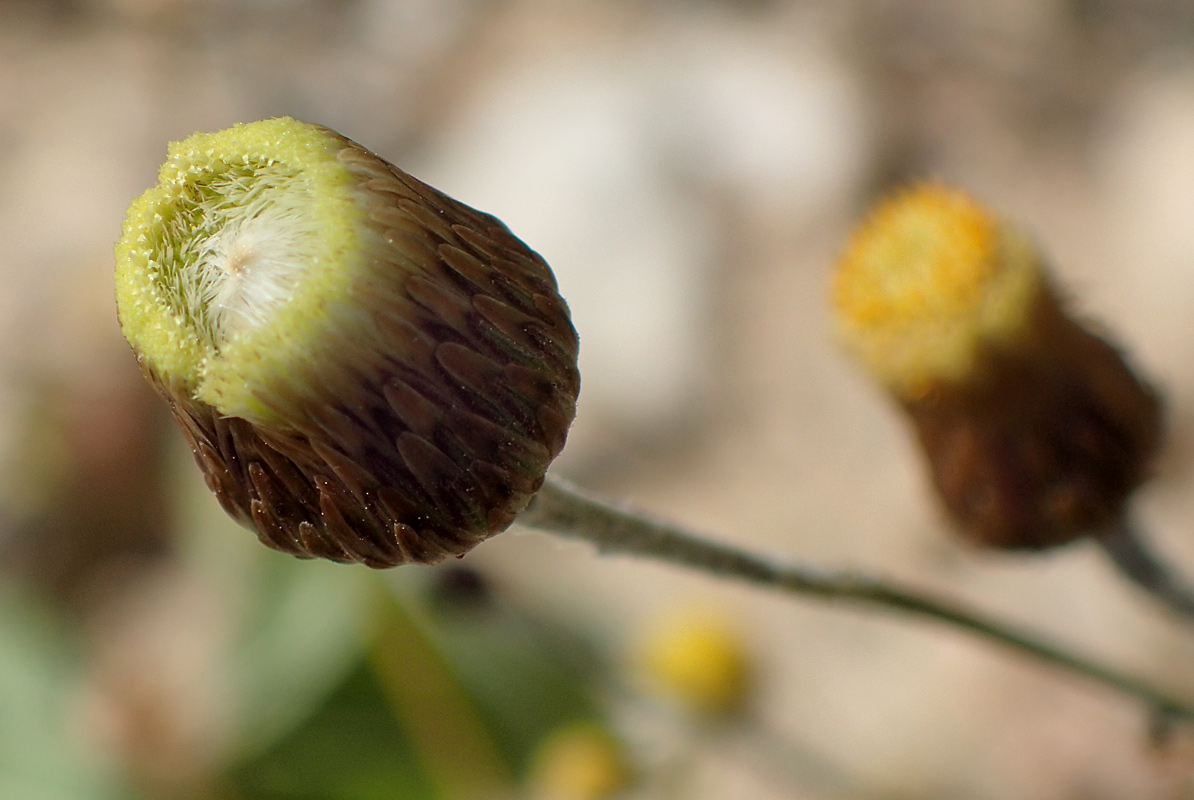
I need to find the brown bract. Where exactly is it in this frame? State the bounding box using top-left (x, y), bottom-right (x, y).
top-left (905, 289), bottom-right (1161, 550)
top-left (141, 131), bottom-right (580, 567)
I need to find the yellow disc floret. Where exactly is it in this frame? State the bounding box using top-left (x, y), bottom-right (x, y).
top-left (833, 184), bottom-right (1045, 398)
top-left (114, 117), bottom-right (363, 423)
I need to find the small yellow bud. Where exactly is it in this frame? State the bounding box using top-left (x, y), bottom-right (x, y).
top-left (529, 723), bottom-right (631, 800)
top-left (636, 608), bottom-right (754, 718)
top-left (115, 118), bottom-right (580, 566)
top-left (832, 183), bottom-right (1162, 549)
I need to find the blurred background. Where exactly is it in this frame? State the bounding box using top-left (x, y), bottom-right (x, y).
top-left (4, 0), bottom-right (1194, 797)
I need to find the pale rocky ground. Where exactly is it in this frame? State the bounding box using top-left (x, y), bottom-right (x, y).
top-left (4, 0), bottom-right (1194, 797)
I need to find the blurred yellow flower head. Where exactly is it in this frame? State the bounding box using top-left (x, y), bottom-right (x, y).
top-left (832, 182), bottom-right (1162, 549)
top-left (529, 722), bottom-right (630, 800)
top-left (833, 184), bottom-right (1044, 399)
top-left (636, 608), bottom-right (754, 718)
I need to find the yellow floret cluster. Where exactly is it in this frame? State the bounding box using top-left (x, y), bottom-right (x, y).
top-left (833, 184), bottom-right (1045, 399)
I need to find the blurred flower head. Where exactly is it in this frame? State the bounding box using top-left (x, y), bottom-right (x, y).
top-left (635, 607), bottom-right (755, 719)
top-left (529, 722), bottom-right (631, 800)
top-left (833, 183), bottom-right (1044, 400)
top-left (832, 183), bottom-right (1162, 549)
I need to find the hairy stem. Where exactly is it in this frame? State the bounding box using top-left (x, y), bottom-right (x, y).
top-left (518, 475), bottom-right (1194, 721)
top-left (1100, 516), bottom-right (1194, 622)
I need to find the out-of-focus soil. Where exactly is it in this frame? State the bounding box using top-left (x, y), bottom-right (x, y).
top-left (5, 1), bottom-right (1194, 796)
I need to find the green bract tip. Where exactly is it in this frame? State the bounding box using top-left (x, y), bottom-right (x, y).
top-left (115, 118), bottom-right (580, 567)
top-left (116, 117), bottom-right (364, 423)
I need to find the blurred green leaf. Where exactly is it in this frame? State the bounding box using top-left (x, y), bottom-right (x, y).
top-left (391, 568), bottom-right (606, 777)
top-left (223, 661), bottom-right (437, 800)
top-left (178, 485), bottom-right (374, 762)
top-left (223, 564), bottom-right (613, 800)
top-left (0, 587), bottom-right (126, 800)
top-left (224, 556), bottom-right (372, 757)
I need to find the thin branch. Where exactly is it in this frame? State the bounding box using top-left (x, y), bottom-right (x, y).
top-left (517, 475), bottom-right (1194, 722)
top-left (1099, 516), bottom-right (1194, 621)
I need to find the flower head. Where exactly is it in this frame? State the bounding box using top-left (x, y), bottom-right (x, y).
top-left (529, 723), bottom-right (631, 800)
top-left (635, 607), bottom-right (754, 718)
top-left (833, 183), bottom-right (1044, 399)
top-left (116, 118), bottom-right (580, 566)
top-left (833, 183), bottom-right (1161, 549)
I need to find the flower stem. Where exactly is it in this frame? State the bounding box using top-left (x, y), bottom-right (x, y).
top-left (1099, 516), bottom-right (1194, 622)
top-left (518, 475), bottom-right (1194, 722)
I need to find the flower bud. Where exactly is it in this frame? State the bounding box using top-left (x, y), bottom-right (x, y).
top-left (833, 184), bottom-right (1161, 549)
top-left (115, 118), bottom-right (580, 567)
